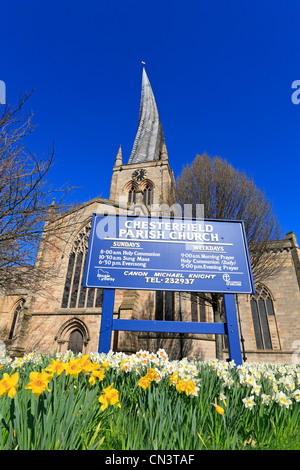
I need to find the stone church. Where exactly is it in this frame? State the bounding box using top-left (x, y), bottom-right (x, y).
top-left (1, 68), bottom-right (300, 364)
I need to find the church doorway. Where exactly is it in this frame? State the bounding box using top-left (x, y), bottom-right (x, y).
top-left (67, 329), bottom-right (84, 354)
top-left (55, 318), bottom-right (90, 354)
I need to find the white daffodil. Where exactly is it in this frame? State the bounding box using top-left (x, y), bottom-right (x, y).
top-left (242, 395), bottom-right (256, 409)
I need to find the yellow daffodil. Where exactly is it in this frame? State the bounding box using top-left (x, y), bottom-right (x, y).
top-left (89, 367), bottom-right (105, 386)
top-left (80, 354), bottom-right (90, 361)
top-left (211, 403), bottom-right (225, 415)
top-left (169, 373), bottom-right (179, 385)
top-left (120, 359), bottom-right (128, 370)
top-left (25, 370), bottom-right (52, 397)
top-left (176, 379), bottom-right (187, 394)
top-left (90, 361), bottom-right (102, 371)
top-left (79, 355), bottom-right (92, 374)
top-left (146, 368), bottom-right (160, 382)
top-left (45, 359), bottom-right (66, 376)
top-left (99, 383), bottom-right (121, 411)
top-left (64, 358), bottom-right (82, 379)
top-left (176, 378), bottom-right (197, 396)
top-left (0, 372), bottom-right (19, 398)
top-left (138, 368), bottom-right (160, 390)
top-left (138, 375), bottom-right (151, 390)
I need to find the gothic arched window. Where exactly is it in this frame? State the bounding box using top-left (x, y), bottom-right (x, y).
top-left (143, 183), bottom-right (153, 205)
top-left (128, 184), bottom-right (136, 203)
top-left (250, 284), bottom-right (280, 350)
top-left (61, 222), bottom-right (103, 309)
top-left (8, 299), bottom-right (25, 340)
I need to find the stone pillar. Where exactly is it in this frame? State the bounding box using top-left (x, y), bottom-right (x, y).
top-left (117, 290), bottom-right (141, 352)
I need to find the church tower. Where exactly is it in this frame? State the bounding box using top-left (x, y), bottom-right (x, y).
top-left (109, 66), bottom-right (176, 214)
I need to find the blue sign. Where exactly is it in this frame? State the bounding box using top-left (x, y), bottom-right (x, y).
top-left (84, 214), bottom-right (254, 294)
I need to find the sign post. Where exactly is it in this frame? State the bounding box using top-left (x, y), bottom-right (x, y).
top-left (84, 214), bottom-right (255, 365)
top-left (99, 288), bottom-right (115, 354)
top-left (223, 294), bottom-right (243, 365)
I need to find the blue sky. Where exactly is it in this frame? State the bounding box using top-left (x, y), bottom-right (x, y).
top-left (1, 0), bottom-right (300, 239)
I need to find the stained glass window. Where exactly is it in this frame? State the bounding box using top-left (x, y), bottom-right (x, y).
top-left (61, 222), bottom-right (103, 309)
top-left (250, 284), bottom-right (279, 350)
top-left (8, 299), bottom-right (25, 340)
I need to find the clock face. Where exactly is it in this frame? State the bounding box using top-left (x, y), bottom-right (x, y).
top-left (132, 169), bottom-right (147, 182)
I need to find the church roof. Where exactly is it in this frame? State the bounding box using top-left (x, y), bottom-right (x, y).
top-left (128, 67), bottom-right (165, 164)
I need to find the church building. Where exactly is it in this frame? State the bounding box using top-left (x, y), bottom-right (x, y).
top-left (1, 68), bottom-right (300, 364)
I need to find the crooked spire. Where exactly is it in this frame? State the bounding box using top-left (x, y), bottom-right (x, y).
top-left (128, 67), bottom-right (165, 164)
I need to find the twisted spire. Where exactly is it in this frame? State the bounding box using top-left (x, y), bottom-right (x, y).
top-left (128, 67), bottom-right (165, 164)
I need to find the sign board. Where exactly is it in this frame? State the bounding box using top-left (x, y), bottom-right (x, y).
top-left (83, 214), bottom-right (253, 365)
top-left (83, 214), bottom-right (254, 295)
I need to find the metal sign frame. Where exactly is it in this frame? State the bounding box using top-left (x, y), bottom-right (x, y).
top-left (99, 289), bottom-right (243, 365)
top-left (84, 214), bottom-right (255, 366)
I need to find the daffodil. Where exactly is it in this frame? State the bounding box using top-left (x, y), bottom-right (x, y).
top-left (89, 367), bottom-right (105, 386)
top-left (292, 389), bottom-right (300, 402)
top-left (0, 372), bottom-right (19, 398)
top-left (99, 383), bottom-right (121, 411)
top-left (138, 368), bottom-right (160, 390)
top-left (176, 378), bottom-right (198, 396)
top-left (242, 395), bottom-right (256, 409)
top-left (146, 368), bottom-right (160, 382)
top-left (211, 403), bottom-right (225, 415)
top-left (275, 391), bottom-right (292, 409)
top-left (261, 394), bottom-right (271, 405)
top-left (25, 370), bottom-right (52, 397)
top-left (219, 393), bottom-right (227, 406)
top-left (79, 355), bottom-right (92, 374)
top-left (64, 358), bottom-right (82, 378)
top-left (120, 359), bottom-right (129, 371)
top-left (45, 359), bottom-right (66, 376)
top-left (138, 375), bottom-right (151, 390)
top-left (169, 373), bottom-right (179, 386)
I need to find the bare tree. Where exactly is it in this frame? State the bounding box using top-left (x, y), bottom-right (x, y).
top-left (0, 91), bottom-right (73, 294)
top-left (176, 153), bottom-right (283, 358)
